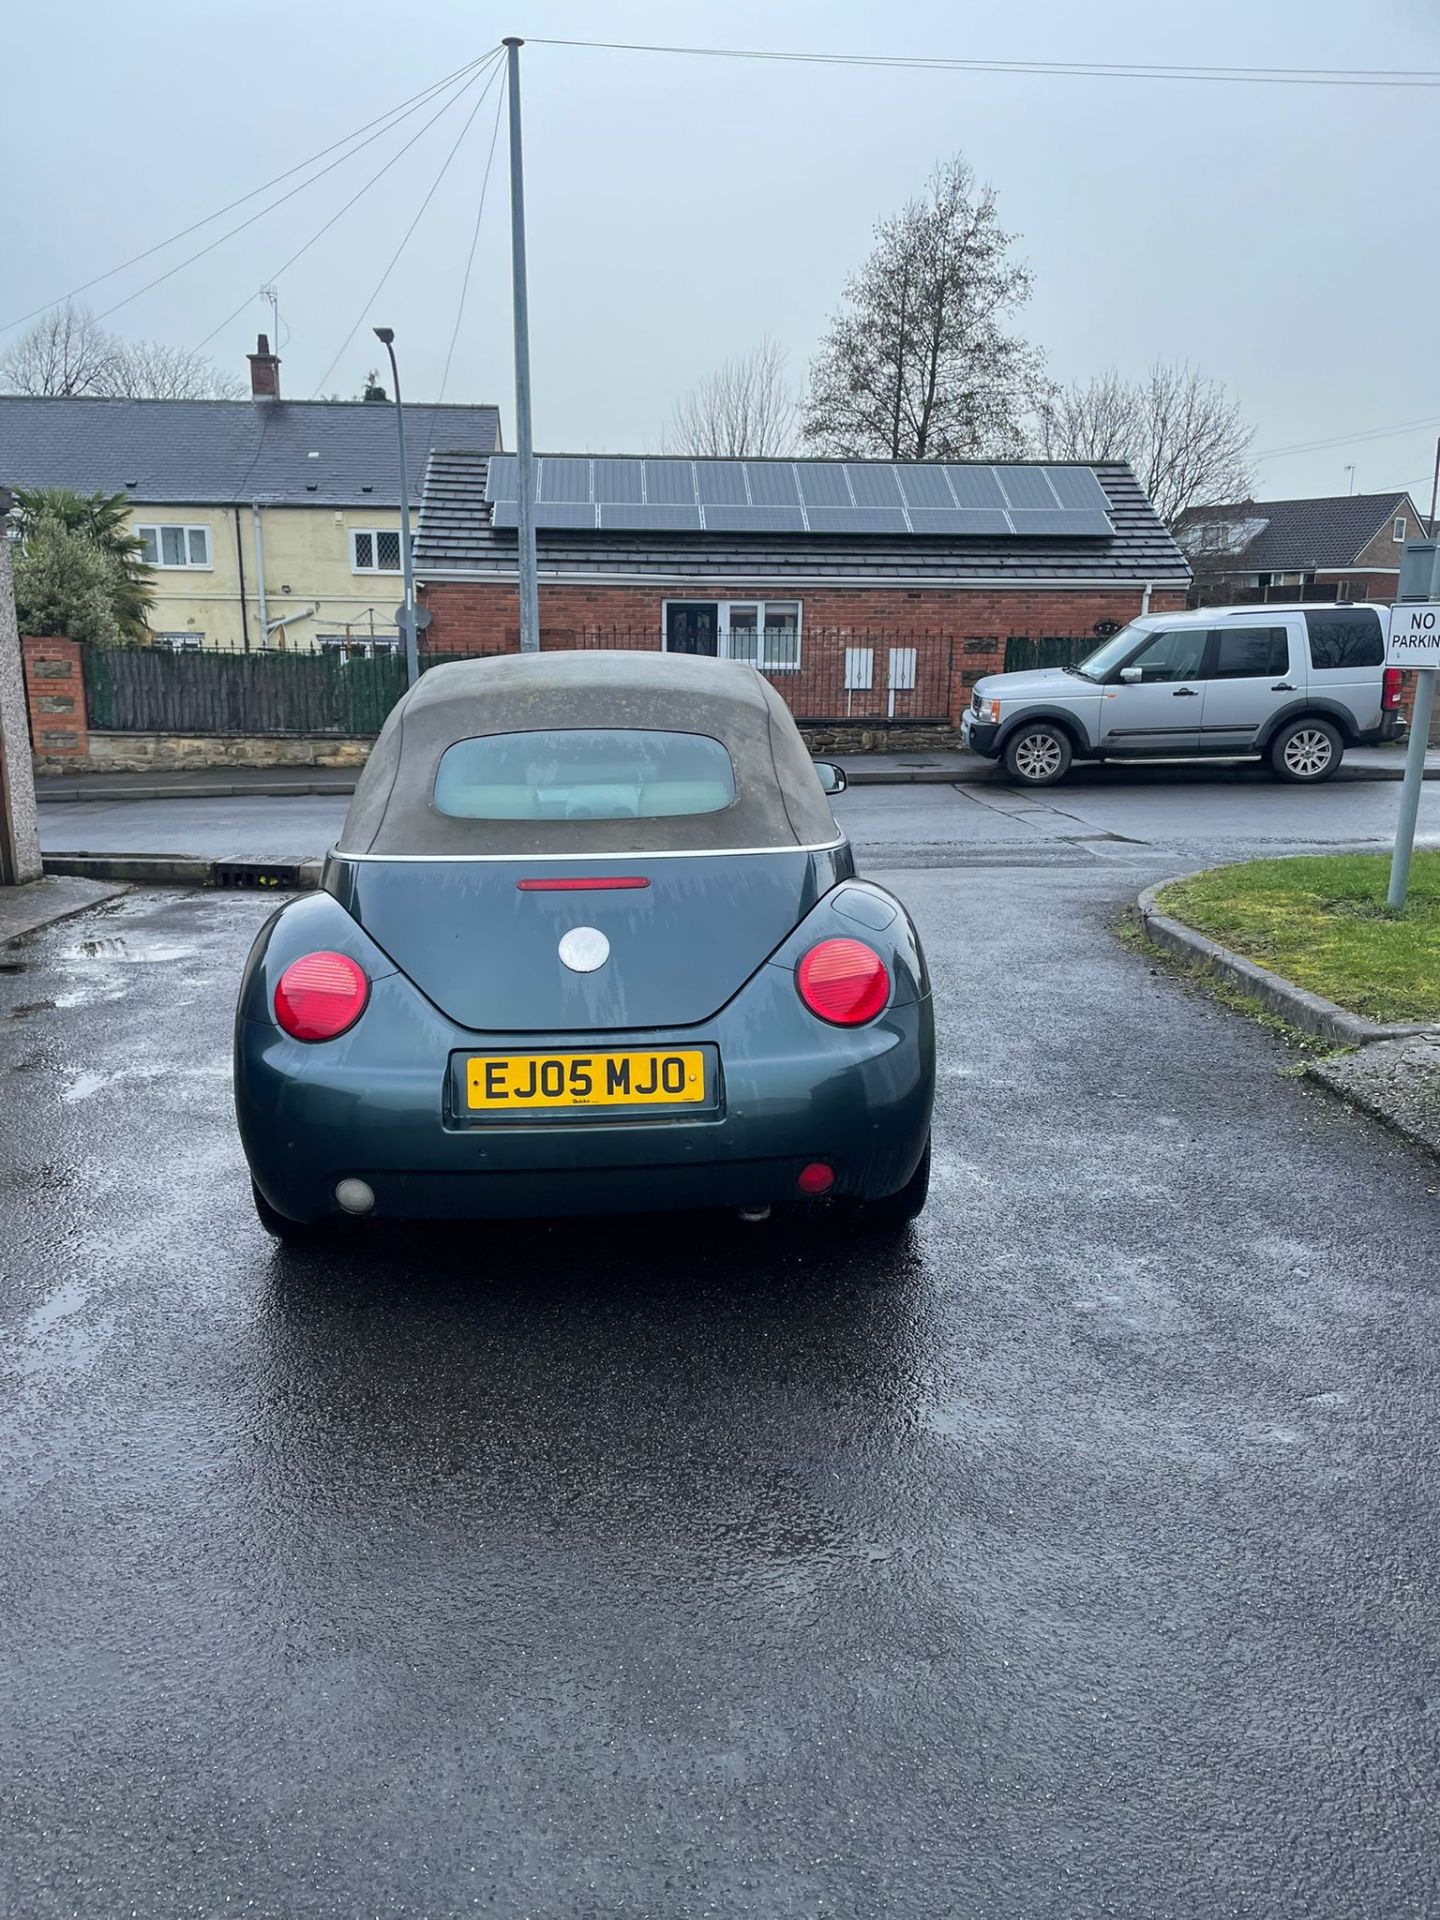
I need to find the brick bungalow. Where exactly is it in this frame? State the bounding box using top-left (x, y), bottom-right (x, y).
top-left (415, 452), bottom-right (1189, 736)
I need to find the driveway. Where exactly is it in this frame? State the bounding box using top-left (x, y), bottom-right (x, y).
top-left (3, 828), bottom-right (1438, 1915)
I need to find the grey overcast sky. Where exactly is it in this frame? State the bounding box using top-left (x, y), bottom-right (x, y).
top-left (4, 0), bottom-right (1438, 503)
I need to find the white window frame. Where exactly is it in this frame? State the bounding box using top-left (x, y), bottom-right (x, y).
top-left (155, 632), bottom-right (204, 651)
top-left (350, 527), bottom-right (404, 574)
top-left (662, 597), bottom-right (802, 671)
top-left (1393, 516), bottom-right (1407, 543)
top-left (317, 632), bottom-right (401, 658)
top-left (136, 522), bottom-right (211, 569)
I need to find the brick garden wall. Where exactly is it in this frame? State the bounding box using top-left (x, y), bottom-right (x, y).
top-left (21, 636), bottom-right (88, 766)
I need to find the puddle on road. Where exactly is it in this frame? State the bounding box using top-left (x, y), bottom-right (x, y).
top-left (69, 934), bottom-right (200, 965)
top-left (8, 1276), bottom-right (114, 1384)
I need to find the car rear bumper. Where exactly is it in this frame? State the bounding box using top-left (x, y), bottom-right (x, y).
top-left (236, 975), bottom-right (935, 1223)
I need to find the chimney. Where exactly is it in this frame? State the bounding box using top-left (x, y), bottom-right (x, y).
top-left (247, 333), bottom-right (281, 401)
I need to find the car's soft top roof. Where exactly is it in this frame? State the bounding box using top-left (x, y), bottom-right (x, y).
top-left (335, 650), bottom-right (840, 857)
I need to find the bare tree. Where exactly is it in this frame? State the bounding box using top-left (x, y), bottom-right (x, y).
top-left (0, 301), bottom-right (243, 400)
top-left (94, 338), bottom-right (245, 401)
top-left (1032, 362), bottom-right (1254, 524)
top-left (802, 156), bottom-right (1040, 461)
top-left (667, 336), bottom-right (797, 457)
top-left (0, 303), bottom-right (113, 397)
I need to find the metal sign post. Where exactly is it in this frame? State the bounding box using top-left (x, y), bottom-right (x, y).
top-left (1385, 540), bottom-right (1440, 910)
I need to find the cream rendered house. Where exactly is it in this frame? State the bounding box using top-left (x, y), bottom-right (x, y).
top-left (1, 337), bottom-right (501, 653)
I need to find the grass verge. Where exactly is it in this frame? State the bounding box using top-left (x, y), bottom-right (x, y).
top-left (1155, 851), bottom-right (1440, 1025)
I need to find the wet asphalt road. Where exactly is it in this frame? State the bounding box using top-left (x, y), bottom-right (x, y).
top-left (38, 757), bottom-right (1440, 864)
top-left (4, 796), bottom-right (1440, 1916)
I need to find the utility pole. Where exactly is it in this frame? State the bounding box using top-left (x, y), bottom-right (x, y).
top-left (1428, 435), bottom-right (1440, 534)
top-left (504, 36), bottom-right (540, 653)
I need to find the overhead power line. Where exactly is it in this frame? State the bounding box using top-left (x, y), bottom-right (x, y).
top-left (1, 52), bottom-right (497, 336)
top-left (311, 57), bottom-right (507, 397)
top-left (192, 50), bottom-right (503, 355)
top-left (90, 56), bottom-right (498, 329)
top-left (422, 62), bottom-right (510, 461)
top-left (1256, 414), bottom-right (1440, 461)
top-left (529, 35), bottom-right (1440, 89)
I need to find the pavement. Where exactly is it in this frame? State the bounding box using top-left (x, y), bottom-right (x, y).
top-left (31, 740), bottom-right (1440, 803)
top-left (0, 874), bottom-right (128, 946)
top-left (4, 789), bottom-right (1440, 1915)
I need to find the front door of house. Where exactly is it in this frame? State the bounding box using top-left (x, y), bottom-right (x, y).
top-left (665, 602), bottom-right (720, 656)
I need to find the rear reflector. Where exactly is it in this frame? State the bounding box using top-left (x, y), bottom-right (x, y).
top-left (797, 1162), bottom-right (835, 1196)
top-left (516, 876), bottom-right (651, 892)
top-left (274, 951), bottom-right (370, 1042)
top-left (1383, 667), bottom-right (1404, 711)
top-left (795, 938), bottom-right (890, 1026)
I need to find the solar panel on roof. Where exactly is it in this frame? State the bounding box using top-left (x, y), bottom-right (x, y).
top-left (597, 503), bottom-right (702, 531)
top-left (701, 504), bottom-right (807, 533)
top-left (645, 459), bottom-right (697, 505)
top-left (805, 507), bottom-right (909, 536)
top-left (486, 455), bottom-right (518, 501)
top-left (489, 500), bottom-right (598, 529)
top-left (694, 461), bottom-right (748, 506)
top-left (944, 467), bottom-right (1006, 510)
top-left (845, 465), bottom-right (905, 509)
top-left (538, 455), bottom-right (590, 503)
top-left (796, 463), bottom-right (851, 508)
top-left (1046, 466), bottom-right (1111, 513)
top-left (593, 457), bottom-right (644, 504)
top-left (1007, 508), bottom-right (1112, 537)
top-left (994, 466), bottom-right (1059, 511)
top-left (481, 456), bottom-right (1115, 541)
top-left (533, 502), bottom-right (598, 529)
top-left (894, 467), bottom-right (954, 510)
top-left (744, 463), bottom-right (801, 507)
top-left (907, 508), bottom-right (1012, 537)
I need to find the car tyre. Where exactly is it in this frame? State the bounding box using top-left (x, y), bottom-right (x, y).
top-left (1003, 723), bottom-right (1073, 787)
top-left (858, 1136), bottom-right (931, 1232)
top-left (251, 1178), bottom-right (328, 1246)
top-left (1270, 717), bottom-right (1343, 783)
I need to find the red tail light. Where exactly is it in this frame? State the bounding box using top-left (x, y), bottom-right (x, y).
top-left (796, 938), bottom-right (890, 1026)
top-left (1383, 667), bottom-right (1404, 712)
top-left (274, 951), bottom-right (370, 1041)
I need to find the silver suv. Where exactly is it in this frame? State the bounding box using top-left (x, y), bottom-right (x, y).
top-left (961, 603), bottom-right (1406, 787)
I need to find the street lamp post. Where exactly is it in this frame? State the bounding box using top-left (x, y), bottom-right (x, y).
top-left (372, 327), bottom-right (419, 689)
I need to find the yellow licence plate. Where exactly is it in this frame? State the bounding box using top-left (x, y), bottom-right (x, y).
top-left (466, 1049), bottom-right (707, 1113)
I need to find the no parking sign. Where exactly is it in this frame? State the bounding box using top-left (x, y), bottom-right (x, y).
top-left (1387, 603), bottom-right (1440, 670)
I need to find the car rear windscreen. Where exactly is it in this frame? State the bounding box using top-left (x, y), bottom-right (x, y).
top-left (432, 728), bottom-right (738, 821)
top-left (1305, 608), bottom-right (1384, 670)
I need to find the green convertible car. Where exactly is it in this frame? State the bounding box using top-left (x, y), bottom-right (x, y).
top-left (234, 651), bottom-right (935, 1238)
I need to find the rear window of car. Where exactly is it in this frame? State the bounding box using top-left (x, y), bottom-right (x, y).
top-left (432, 728), bottom-right (737, 821)
top-left (1212, 626), bottom-right (1289, 677)
top-left (1305, 607), bottom-right (1384, 670)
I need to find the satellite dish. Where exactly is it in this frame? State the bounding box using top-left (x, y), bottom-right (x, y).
top-left (395, 604), bottom-right (432, 630)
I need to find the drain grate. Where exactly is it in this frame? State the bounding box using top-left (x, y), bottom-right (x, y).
top-left (214, 860), bottom-right (306, 890)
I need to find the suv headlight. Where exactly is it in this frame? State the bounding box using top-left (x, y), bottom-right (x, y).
top-left (975, 697), bottom-right (1001, 723)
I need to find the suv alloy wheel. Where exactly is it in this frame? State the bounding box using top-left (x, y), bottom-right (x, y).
top-left (1004, 722), bottom-right (1073, 787)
